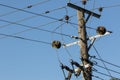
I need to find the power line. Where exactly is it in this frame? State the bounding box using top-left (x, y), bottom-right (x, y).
top-left (92, 75), bottom-right (104, 80)
top-left (95, 64), bottom-right (120, 75)
top-left (0, 14), bottom-right (77, 39)
top-left (0, 3), bottom-right (96, 30)
top-left (0, 15), bottom-right (59, 29)
top-left (0, 17), bottom-right (59, 29)
top-left (94, 70), bottom-right (120, 80)
top-left (0, 20), bottom-right (59, 39)
top-left (0, 0), bottom-right (51, 17)
top-left (0, 3), bottom-right (77, 26)
top-left (94, 70), bottom-right (113, 78)
top-left (93, 57), bottom-right (120, 69)
top-left (0, 33), bottom-right (51, 45)
top-left (93, 3), bottom-right (120, 11)
top-left (29, 0), bottom-right (50, 7)
top-left (0, 19), bottom-right (72, 37)
top-left (0, 3), bottom-right (61, 20)
top-left (0, 6), bottom-right (68, 29)
top-left (102, 4), bottom-right (120, 9)
top-left (93, 45), bottom-right (113, 78)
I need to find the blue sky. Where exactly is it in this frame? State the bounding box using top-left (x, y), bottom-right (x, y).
top-left (0, 0), bottom-right (120, 80)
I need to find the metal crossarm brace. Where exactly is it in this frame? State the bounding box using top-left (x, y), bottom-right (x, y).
top-left (63, 31), bottom-right (111, 48)
top-left (67, 3), bottom-right (101, 18)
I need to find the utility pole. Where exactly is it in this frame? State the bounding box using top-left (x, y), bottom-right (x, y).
top-left (52, 1), bottom-right (111, 80)
top-left (77, 10), bottom-right (91, 80)
top-left (67, 1), bottom-right (101, 79)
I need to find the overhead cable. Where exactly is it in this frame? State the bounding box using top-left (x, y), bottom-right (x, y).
top-left (0, 19), bottom-right (72, 37)
top-left (93, 3), bottom-right (120, 11)
top-left (0, 3), bottom-right (96, 30)
top-left (93, 45), bottom-right (113, 78)
top-left (0, 20), bottom-right (59, 39)
top-left (93, 57), bottom-right (120, 69)
top-left (0, 0), bottom-right (50, 17)
top-left (0, 3), bottom-right (78, 26)
top-left (0, 33), bottom-right (51, 45)
top-left (94, 70), bottom-right (113, 78)
top-left (95, 64), bottom-right (120, 75)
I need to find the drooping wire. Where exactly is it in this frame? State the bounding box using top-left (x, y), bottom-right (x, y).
top-left (0, 3), bottom-right (97, 31)
top-left (94, 70), bottom-right (120, 79)
top-left (0, 6), bottom-right (67, 29)
top-left (93, 70), bottom-right (113, 78)
top-left (0, 16), bottom-right (58, 29)
top-left (93, 57), bottom-right (120, 69)
top-left (93, 45), bottom-right (113, 78)
top-left (0, 19), bottom-right (72, 37)
top-left (28, 0), bottom-right (50, 7)
top-left (92, 75), bottom-right (104, 80)
top-left (0, 3), bottom-right (78, 26)
top-left (0, 20), bottom-right (59, 39)
top-left (95, 64), bottom-right (120, 75)
top-left (0, 33), bottom-right (51, 45)
top-left (52, 23), bottom-right (65, 32)
top-left (0, 0), bottom-right (51, 17)
top-left (64, 48), bottom-right (73, 60)
top-left (91, 3), bottom-right (120, 13)
top-left (55, 49), bottom-right (68, 80)
top-left (94, 3), bottom-right (120, 10)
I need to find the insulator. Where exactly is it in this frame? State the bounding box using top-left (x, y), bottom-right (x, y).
top-left (65, 15), bottom-right (69, 21)
top-left (96, 26), bottom-right (106, 35)
top-left (84, 64), bottom-right (91, 68)
top-left (45, 11), bottom-right (50, 14)
top-left (98, 7), bottom-right (103, 12)
top-left (61, 64), bottom-right (73, 73)
top-left (71, 60), bottom-right (83, 70)
top-left (71, 36), bottom-right (79, 39)
top-left (82, 0), bottom-right (87, 5)
top-left (71, 61), bottom-right (80, 67)
top-left (52, 40), bottom-right (61, 49)
top-left (74, 68), bottom-right (81, 76)
top-left (27, 5), bottom-right (32, 8)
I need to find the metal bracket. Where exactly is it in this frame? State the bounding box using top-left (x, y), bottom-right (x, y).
top-left (63, 31), bottom-right (111, 48)
top-left (67, 3), bottom-right (101, 18)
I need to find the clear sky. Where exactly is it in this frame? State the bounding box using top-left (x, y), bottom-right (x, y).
top-left (0, 0), bottom-right (120, 80)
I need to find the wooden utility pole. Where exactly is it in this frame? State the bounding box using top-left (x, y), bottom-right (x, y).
top-left (67, 2), bottom-right (101, 80)
top-left (77, 10), bottom-right (91, 80)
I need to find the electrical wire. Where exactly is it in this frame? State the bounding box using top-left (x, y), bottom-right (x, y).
top-left (94, 70), bottom-right (113, 78)
top-left (0, 3), bottom-right (78, 26)
top-left (0, 19), bottom-right (72, 37)
top-left (93, 57), bottom-right (120, 69)
top-left (103, 4), bottom-right (120, 8)
top-left (93, 45), bottom-right (113, 78)
top-left (64, 48), bottom-right (73, 60)
top-left (95, 64), bottom-right (120, 75)
top-left (0, 14), bottom-right (79, 39)
top-left (93, 3), bottom-right (120, 11)
top-left (92, 75), bottom-right (104, 80)
top-left (0, 15), bottom-right (58, 29)
top-left (0, 5), bottom-right (68, 30)
top-left (30, 0), bottom-right (50, 7)
top-left (52, 23), bottom-right (65, 32)
top-left (0, 33), bottom-right (51, 45)
top-left (0, 3), bottom-right (96, 30)
top-left (0, 0), bottom-right (51, 17)
top-left (0, 20), bottom-right (59, 39)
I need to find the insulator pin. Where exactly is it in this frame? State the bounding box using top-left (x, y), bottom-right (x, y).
top-left (27, 5), bottom-right (32, 8)
top-left (98, 7), bottom-right (103, 12)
